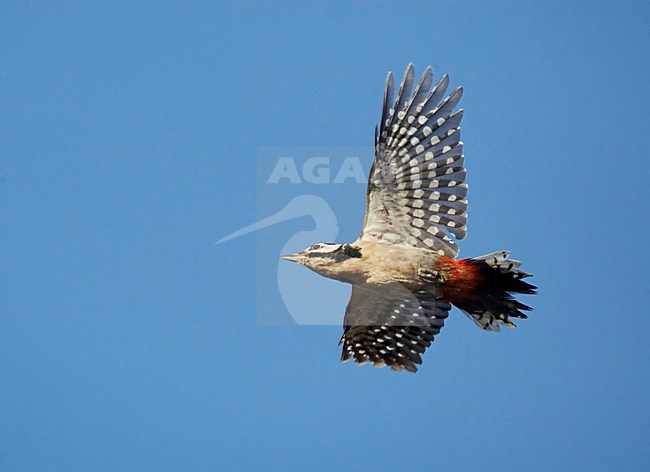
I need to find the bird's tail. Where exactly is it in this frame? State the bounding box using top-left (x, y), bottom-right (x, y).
top-left (450, 251), bottom-right (537, 331)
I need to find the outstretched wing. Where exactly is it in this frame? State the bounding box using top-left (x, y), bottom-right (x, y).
top-left (361, 64), bottom-right (467, 258)
top-left (339, 284), bottom-right (451, 373)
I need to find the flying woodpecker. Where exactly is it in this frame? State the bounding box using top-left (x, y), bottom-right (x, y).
top-left (282, 64), bottom-right (536, 373)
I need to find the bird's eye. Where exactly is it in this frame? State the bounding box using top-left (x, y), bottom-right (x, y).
top-left (311, 244), bottom-right (322, 250)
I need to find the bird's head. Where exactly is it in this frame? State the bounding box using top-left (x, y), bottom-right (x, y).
top-left (281, 242), bottom-right (363, 280)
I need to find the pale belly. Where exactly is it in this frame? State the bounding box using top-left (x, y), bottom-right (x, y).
top-left (344, 241), bottom-right (443, 290)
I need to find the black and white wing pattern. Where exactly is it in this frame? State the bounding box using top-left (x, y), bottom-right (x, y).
top-left (360, 64), bottom-right (467, 258)
top-left (339, 284), bottom-right (451, 373)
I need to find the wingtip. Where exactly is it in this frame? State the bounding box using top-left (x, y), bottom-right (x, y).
top-left (403, 360), bottom-right (419, 373)
top-left (402, 63), bottom-right (415, 82)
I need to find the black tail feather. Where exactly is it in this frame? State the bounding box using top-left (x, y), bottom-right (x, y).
top-left (453, 251), bottom-right (537, 331)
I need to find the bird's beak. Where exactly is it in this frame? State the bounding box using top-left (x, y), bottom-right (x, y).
top-left (280, 253), bottom-right (303, 263)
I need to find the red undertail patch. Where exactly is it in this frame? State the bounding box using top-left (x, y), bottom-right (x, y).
top-left (439, 257), bottom-right (484, 303)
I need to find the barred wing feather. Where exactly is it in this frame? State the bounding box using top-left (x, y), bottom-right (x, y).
top-left (340, 284), bottom-right (451, 373)
top-left (361, 64), bottom-right (467, 258)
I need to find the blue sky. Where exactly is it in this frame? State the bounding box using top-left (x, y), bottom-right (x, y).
top-left (1, 2), bottom-right (649, 470)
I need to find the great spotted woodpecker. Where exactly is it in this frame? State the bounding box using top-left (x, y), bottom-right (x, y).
top-left (282, 64), bottom-right (536, 373)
